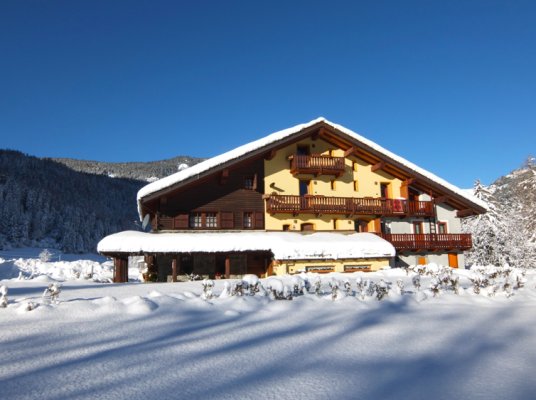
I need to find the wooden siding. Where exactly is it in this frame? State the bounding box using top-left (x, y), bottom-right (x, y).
top-left (153, 158), bottom-right (265, 230)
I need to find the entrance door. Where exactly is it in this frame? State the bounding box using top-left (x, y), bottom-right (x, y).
top-left (448, 253), bottom-right (459, 268)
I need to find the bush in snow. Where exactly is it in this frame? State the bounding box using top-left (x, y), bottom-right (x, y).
top-left (187, 273), bottom-right (201, 281)
top-left (355, 277), bottom-right (365, 299)
top-left (290, 275), bottom-right (306, 295)
top-left (39, 248), bottom-right (53, 263)
top-left (242, 274), bottom-right (260, 296)
top-left (343, 279), bottom-right (352, 296)
top-left (264, 278), bottom-right (291, 300)
top-left (43, 283), bottom-right (61, 304)
top-left (375, 279), bottom-right (390, 300)
top-left (412, 275), bottom-right (421, 292)
top-left (312, 276), bottom-right (322, 296)
top-left (396, 279), bottom-right (405, 295)
top-left (232, 281), bottom-right (244, 297)
top-left (329, 279), bottom-right (340, 300)
top-left (429, 277), bottom-right (441, 297)
top-left (201, 279), bottom-right (215, 300)
top-left (0, 285), bottom-right (7, 308)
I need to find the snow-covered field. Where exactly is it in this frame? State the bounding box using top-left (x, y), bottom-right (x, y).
top-left (1, 250), bottom-right (536, 400)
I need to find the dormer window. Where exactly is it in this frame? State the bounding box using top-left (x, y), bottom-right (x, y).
top-left (244, 174), bottom-right (257, 190)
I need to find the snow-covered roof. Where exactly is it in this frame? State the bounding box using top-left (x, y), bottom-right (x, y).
top-left (137, 117), bottom-right (487, 216)
top-left (97, 231), bottom-right (395, 260)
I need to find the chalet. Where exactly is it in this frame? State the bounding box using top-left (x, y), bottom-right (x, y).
top-left (98, 118), bottom-right (487, 282)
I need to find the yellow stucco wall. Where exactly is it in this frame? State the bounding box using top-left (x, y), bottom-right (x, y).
top-left (271, 258), bottom-right (390, 275)
top-left (264, 138), bottom-right (403, 231)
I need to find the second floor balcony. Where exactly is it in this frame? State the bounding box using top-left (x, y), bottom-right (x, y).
top-left (265, 194), bottom-right (434, 217)
top-left (289, 154), bottom-right (346, 177)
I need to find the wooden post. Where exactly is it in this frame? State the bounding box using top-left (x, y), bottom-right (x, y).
top-left (113, 257), bottom-right (128, 283)
top-left (225, 255), bottom-right (231, 279)
top-left (171, 256), bottom-right (177, 282)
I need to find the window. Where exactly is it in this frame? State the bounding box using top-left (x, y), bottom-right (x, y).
top-left (331, 180), bottom-right (336, 191)
top-left (189, 213), bottom-right (203, 228)
top-left (353, 180), bottom-right (359, 191)
top-left (301, 223), bottom-right (315, 232)
top-left (299, 180), bottom-right (311, 196)
top-left (244, 174), bottom-right (257, 190)
top-left (438, 222), bottom-right (448, 234)
top-left (190, 212), bottom-right (218, 228)
top-left (282, 224), bottom-right (291, 231)
top-left (380, 183), bottom-right (389, 198)
top-left (413, 221), bottom-right (424, 234)
top-left (206, 213), bottom-right (218, 228)
top-left (333, 219), bottom-right (338, 230)
top-left (243, 212), bottom-right (253, 228)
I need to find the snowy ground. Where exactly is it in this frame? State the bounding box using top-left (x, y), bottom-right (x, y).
top-left (1, 250), bottom-right (536, 400)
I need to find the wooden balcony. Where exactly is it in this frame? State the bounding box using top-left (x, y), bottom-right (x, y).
top-left (377, 233), bottom-right (472, 251)
top-left (265, 195), bottom-right (434, 217)
top-left (289, 154), bottom-right (345, 176)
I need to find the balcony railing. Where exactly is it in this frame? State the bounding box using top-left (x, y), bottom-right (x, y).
top-left (377, 233), bottom-right (472, 251)
top-left (265, 195), bottom-right (434, 217)
top-left (290, 154), bottom-right (346, 176)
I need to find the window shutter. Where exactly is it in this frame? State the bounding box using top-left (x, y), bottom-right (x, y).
top-left (254, 212), bottom-right (264, 229)
top-left (221, 212), bottom-right (234, 229)
top-left (174, 213), bottom-right (189, 229)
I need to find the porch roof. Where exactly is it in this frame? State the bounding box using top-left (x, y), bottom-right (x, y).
top-left (97, 231), bottom-right (395, 260)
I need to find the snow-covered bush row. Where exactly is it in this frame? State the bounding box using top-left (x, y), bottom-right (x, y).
top-left (0, 254), bottom-right (114, 282)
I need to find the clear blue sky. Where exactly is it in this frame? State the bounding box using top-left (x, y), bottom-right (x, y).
top-left (1, 0), bottom-right (534, 188)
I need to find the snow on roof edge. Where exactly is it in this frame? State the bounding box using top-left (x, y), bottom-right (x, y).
top-left (136, 117), bottom-right (487, 218)
top-left (97, 230), bottom-right (396, 260)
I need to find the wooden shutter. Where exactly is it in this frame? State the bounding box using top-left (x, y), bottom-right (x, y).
top-left (174, 213), bottom-right (189, 229)
top-left (221, 212), bottom-right (234, 229)
top-left (254, 212), bottom-right (264, 229)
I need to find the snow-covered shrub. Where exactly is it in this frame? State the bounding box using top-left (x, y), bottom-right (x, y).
top-left (265, 278), bottom-right (291, 300)
top-left (242, 274), bottom-right (260, 296)
top-left (290, 275), bottom-right (306, 295)
top-left (312, 276), bottom-right (322, 296)
top-left (343, 279), bottom-right (352, 296)
top-left (201, 279), bottom-right (214, 300)
top-left (232, 281), bottom-right (244, 297)
top-left (329, 279), bottom-right (340, 300)
top-left (187, 273), bottom-right (201, 281)
top-left (429, 277), bottom-right (441, 297)
top-left (39, 249), bottom-right (53, 263)
top-left (396, 279), bottom-right (405, 295)
top-left (43, 283), bottom-right (61, 304)
top-left (355, 277), bottom-right (365, 299)
top-left (0, 285), bottom-right (7, 308)
top-left (412, 275), bottom-right (421, 292)
top-left (364, 280), bottom-right (376, 299)
top-left (375, 279), bottom-right (390, 300)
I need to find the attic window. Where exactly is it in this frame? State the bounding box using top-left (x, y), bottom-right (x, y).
top-left (244, 174), bottom-right (257, 190)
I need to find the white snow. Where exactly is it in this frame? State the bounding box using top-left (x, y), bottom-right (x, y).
top-left (1, 253), bottom-right (535, 399)
top-left (97, 230), bottom-right (395, 259)
top-left (136, 118), bottom-right (487, 218)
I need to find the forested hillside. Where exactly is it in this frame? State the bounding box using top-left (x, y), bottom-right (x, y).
top-left (462, 157), bottom-right (536, 268)
top-left (53, 155), bottom-right (204, 182)
top-left (0, 150), bottom-right (145, 252)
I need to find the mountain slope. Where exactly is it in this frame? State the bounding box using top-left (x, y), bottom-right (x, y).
top-left (463, 157), bottom-right (536, 268)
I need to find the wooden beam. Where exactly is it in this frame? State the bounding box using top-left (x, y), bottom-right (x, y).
top-left (344, 147), bottom-right (356, 157)
top-left (457, 209), bottom-right (474, 218)
top-left (220, 169), bottom-right (229, 184)
top-left (402, 178), bottom-right (416, 186)
top-left (434, 196), bottom-right (449, 204)
top-left (310, 130), bottom-right (320, 140)
top-left (265, 149), bottom-right (277, 160)
top-left (171, 257), bottom-right (177, 282)
top-left (371, 161), bottom-right (386, 172)
top-left (225, 255), bottom-right (231, 279)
